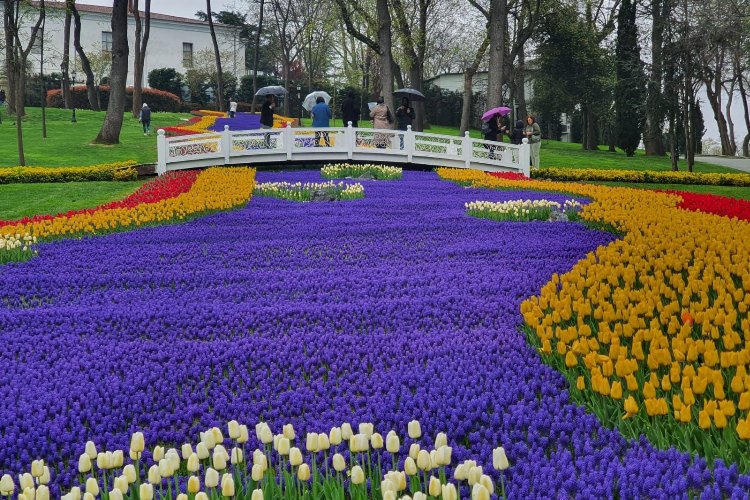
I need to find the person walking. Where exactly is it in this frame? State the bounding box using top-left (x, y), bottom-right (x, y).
top-left (524, 115), bottom-right (542, 168)
top-left (509, 120), bottom-right (525, 145)
top-left (395, 97), bottom-right (415, 149)
top-left (311, 96), bottom-right (332, 147)
top-left (0, 89), bottom-right (6, 106)
top-left (139, 103), bottom-right (152, 135)
top-left (229, 98), bottom-right (238, 118)
top-left (260, 94), bottom-right (276, 148)
top-left (341, 90), bottom-right (360, 127)
top-left (369, 96), bottom-right (393, 148)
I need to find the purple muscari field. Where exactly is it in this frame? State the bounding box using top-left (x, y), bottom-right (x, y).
top-left (1, 170), bottom-right (749, 498)
top-left (211, 112), bottom-right (262, 132)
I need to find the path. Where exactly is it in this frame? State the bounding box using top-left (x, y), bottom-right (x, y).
top-left (696, 155), bottom-right (750, 173)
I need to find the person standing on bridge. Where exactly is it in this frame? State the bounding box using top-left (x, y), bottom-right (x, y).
top-left (370, 96), bottom-right (393, 148)
top-left (524, 115), bottom-right (542, 168)
top-left (261, 94), bottom-right (276, 148)
top-left (341, 90), bottom-right (360, 128)
top-left (311, 96), bottom-right (332, 147)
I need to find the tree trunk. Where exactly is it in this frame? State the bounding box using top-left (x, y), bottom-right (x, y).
top-left (705, 83), bottom-right (732, 156)
top-left (376, 0), bottom-right (394, 123)
top-left (409, 66), bottom-right (424, 131)
top-left (62, 5), bottom-right (72, 109)
top-left (460, 36), bottom-right (489, 135)
top-left (738, 72), bottom-right (750, 157)
top-left (682, 73), bottom-right (694, 171)
top-left (94, 0), bottom-right (129, 144)
top-left (282, 57), bottom-right (290, 116)
top-left (582, 104), bottom-right (598, 150)
top-left (515, 47), bottom-right (528, 122)
top-left (251, 0), bottom-right (265, 113)
top-left (643, 0), bottom-right (667, 156)
top-left (40, 1), bottom-right (46, 138)
top-left (725, 80), bottom-right (737, 156)
top-left (3, 0), bottom-right (16, 115)
top-left (131, 0), bottom-right (150, 118)
top-left (486, 0), bottom-right (507, 108)
top-left (71, 2), bottom-right (100, 111)
top-left (207, 0), bottom-right (225, 111)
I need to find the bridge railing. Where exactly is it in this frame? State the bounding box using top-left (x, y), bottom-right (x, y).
top-left (156, 123), bottom-right (530, 176)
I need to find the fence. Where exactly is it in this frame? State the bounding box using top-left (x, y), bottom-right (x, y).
top-left (156, 123), bottom-right (531, 176)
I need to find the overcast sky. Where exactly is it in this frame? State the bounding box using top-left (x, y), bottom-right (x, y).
top-left (82, 0), bottom-right (239, 18)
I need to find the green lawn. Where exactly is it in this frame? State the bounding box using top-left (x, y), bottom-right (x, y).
top-left (586, 181), bottom-right (750, 200)
top-left (0, 181), bottom-right (145, 220)
top-left (0, 107), bottom-right (191, 167)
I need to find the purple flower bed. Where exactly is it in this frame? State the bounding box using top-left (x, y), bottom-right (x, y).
top-left (1, 170), bottom-right (749, 497)
top-left (211, 112), bottom-right (262, 132)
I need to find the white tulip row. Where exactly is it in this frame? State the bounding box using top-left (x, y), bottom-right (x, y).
top-left (0, 419), bottom-right (511, 500)
top-left (321, 163), bottom-right (403, 180)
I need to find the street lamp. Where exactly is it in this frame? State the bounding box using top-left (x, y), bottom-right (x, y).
top-left (71, 70), bottom-right (77, 123)
top-left (297, 85), bottom-right (301, 124)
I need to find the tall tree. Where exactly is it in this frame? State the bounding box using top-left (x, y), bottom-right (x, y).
top-left (614, 0), bottom-right (646, 156)
top-left (207, 0), bottom-right (225, 111)
top-left (131, 0), bottom-right (151, 118)
top-left (642, 0), bottom-right (670, 155)
top-left (468, 0), bottom-right (507, 108)
top-left (460, 36), bottom-right (489, 135)
top-left (39, 0), bottom-right (47, 138)
top-left (269, 0), bottom-right (305, 116)
top-left (70, 0), bottom-right (100, 111)
top-left (62, 1), bottom-right (72, 108)
top-left (94, 0), bottom-right (129, 144)
top-left (251, 0), bottom-right (265, 112)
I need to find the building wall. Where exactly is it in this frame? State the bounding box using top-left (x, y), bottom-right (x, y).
top-left (1, 5), bottom-right (244, 90)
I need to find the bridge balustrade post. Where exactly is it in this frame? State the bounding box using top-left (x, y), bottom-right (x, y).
top-left (520, 138), bottom-right (531, 177)
top-left (463, 131), bottom-right (472, 169)
top-left (346, 122), bottom-right (354, 160)
top-left (406, 125), bottom-right (415, 162)
top-left (285, 122), bottom-right (294, 160)
top-left (222, 125), bottom-right (232, 164)
top-left (156, 129), bottom-right (168, 176)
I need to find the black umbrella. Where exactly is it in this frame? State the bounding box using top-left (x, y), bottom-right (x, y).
top-left (393, 88), bottom-right (426, 102)
top-left (255, 85), bottom-right (289, 96)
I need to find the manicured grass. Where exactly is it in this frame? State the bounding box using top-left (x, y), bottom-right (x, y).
top-left (0, 181), bottom-right (145, 220)
top-left (0, 107), bottom-right (191, 167)
top-left (586, 181), bottom-right (750, 200)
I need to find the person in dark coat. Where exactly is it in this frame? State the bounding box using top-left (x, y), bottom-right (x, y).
top-left (341, 90), bottom-right (360, 127)
top-left (395, 97), bottom-right (415, 131)
top-left (0, 89), bottom-right (6, 105)
top-left (509, 120), bottom-right (525, 145)
top-left (483, 114), bottom-right (500, 159)
top-left (139, 103), bottom-right (152, 135)
top-left (260, 94), bottom-right (276, 147)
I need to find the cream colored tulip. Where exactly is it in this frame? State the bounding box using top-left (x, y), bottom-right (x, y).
top-left (341, 423), bottom-right (353, 440)
top-left (181, 443), bottom-right (194, 459)
top-left (472, 483), bottom-right (490, 500)
top-left (350, 465), bottom-right (365, 485)
top-left (211, 427), bottom-right (224, 445)
top-left (453, 463), bottom-right (467, 481)
top-left (238, 424), bottom-right (249, 444)
top-left (205, 467), bottom-right (219, 488)
top-left (329, 427), bottom-right (342, 445)
top-left (251, 489), bottom-right (263, 500)
top-left (213, 451), bottom-right (227, 471)
top-left (317, 433), bottom-right (331, 451)
top-left (167, 449), bottom-right (180, 471)
top-left (256, 423), bottom-right (273, 444)
top-left (214, 444), bottom-right (229, 461)
top-left (467, 466), bottom-right (482, 486)
top-left (22, 487), bottom-right (34, 500)
top-left (147, 465), bottom-right (161, 485)
top-left (404, 456), bottom-right (417, 476)
top-left (85, 441), bottom-right (97, 460)
top-left (353, 434), bottom-right (369, 453)
top-left (200, 432), bottom-right (216, 450)
top-left (413, 492), bottom-right (427, 500)
top-left (305, 433), bottom-right (318, 453)
top-left (196, 442), bottom-right (210, 460)
top-left (176, 494), bottom-right (188, 500)
top-left (195, 493), bottom-right (209, 500)
top-left (251, 464), bottom-right (265, 482)
top-left (407, 420), bottom-right (421, 439)
top-left (228, 420), bottom-right (241, 440)
top-left (96, 452), bottom-right (110, 470)
top-left (479, 474), bottom-right (494, 495)
top-left (38, 467), bottom-right (50, 486)
top-left (231, 447), bottom-right (244, 464)
top-left (429, 450), bottom-right (438, 469)
top-left (371, 433), bottom-right (384, 449)
top-left (298, 463), bottom-right (311, 481)
top-left (108, 488), bottom-right (123, 500)
top-left (18, 474), bottom-right (34, 491)
top-left (416, 450), bottom-right (431, 471)
top-left (130, 432), bottom-right (145, 454)
top-left (0, 474), bottom-right (14, 496)
top-left (152, 446), bottom-right (165, 462)
top-left (282, 424), bottom-right (295, 440)
top-left (492, 447), bottom-right (509, 471)
top-left (428, 476), bottom-right (441, 497)
top-left (358, 423), bottom-right (374, 438)
top-left (187, 452), bottom-right (200, 472)
top-left (83, 493), bottom-right (95, 500)
top-left (386, 431), bottom-right (400, 454)
top-left (158, 459), bottom-right (173, 478)
top-left (332, 453), bottom-right (346, 472)
top-left (31, 460), bottom-right (44, 478)
top-left (408, 443), bottom-right (420, 460)
top-left (434, 432), bottom-right (447, 449)
top-left (188, 475), bottom-right (201, 494)
top-left (383, 491), bottom-right (396, 500)
top-left (35, 485), bottom-right (49, 500)
top-left (139, 483), bottom-right (154, 500)
top-left (221, 473), bottom-right (235, 497)
top-left (277, 437), bottom-right (291, 456)
top-left (381, 479), bottom-right (396, 493)
top-left (113, 475), bottom-right (128, 494)
top-left (123, 464), bottom-right (137, 484)
top-left (289, 447), bottom-right (303, 467)
top-left (253, 450), bottom-right (268, 471)
top-left (68, 487), bottom-right (81, 500)
top-left (442, 483), bottom-right (458, 500)
top-left (436, 445), bottom-right (452, 466)
top-left (85, 477), bottom-right (99, 496)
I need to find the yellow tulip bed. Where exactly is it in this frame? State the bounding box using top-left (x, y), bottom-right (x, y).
top-left (437, 167), bottom-right (750, 470)
top-left (0, 168), bottom-right (255, 241)
top-left (0, 161), bottom-right (138, 184)
top-left (532, 167), bottom-right (750, 186)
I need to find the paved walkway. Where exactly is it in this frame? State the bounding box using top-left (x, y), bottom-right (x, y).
top-left (696, 155), bottom-right (750, 173)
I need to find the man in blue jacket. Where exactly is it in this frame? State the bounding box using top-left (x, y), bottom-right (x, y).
top-left (311, 96), bottom-right (332, 147)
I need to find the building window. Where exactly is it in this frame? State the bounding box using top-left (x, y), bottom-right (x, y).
top-left (102, 31), bottom-right (112, 54)
top-left (183, 43), bottom-right (194, 68)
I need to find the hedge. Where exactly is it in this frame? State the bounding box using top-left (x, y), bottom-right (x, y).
top-left (0, 162), bottom-right (138, 184)
top-left (532, 167), bottom-right (750, 187)
top-left (46, 86), bottom-right (181, 113)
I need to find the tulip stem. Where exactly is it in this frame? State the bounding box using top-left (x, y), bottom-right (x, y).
top-left (500, 472), bottom-right (507, 499)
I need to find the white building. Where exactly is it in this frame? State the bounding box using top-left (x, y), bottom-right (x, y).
top-left (426, 70), bottom-right (572, 142)
top-left (1, 2), bottom-right (245, 90)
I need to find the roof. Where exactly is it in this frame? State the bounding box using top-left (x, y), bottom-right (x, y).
top-left (44, 1), bottom-right (238, 29)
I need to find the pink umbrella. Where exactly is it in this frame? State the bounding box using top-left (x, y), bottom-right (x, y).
top-left (481, 106), bottom-right (512, 122)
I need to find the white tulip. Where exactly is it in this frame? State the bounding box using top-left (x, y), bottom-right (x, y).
top-left (188, 475), bottom-right (201, 493)
top-left (332, 453), bottom-right (346, 472)
top-left (434, 432), bottom-right (447, 449)
top-left (181, 443), bottom-right (194, 459)
top-left (317, 433), bottom-right (330, 451)
top-left (221, 473), bottom-right (235, 497)
top-left (329, 427), bottom-right (342, 445)
top-left (231, 447), bottom-right (244, 464)
top-left (227, 420), bottom-right (241, 440)
top-left (85, 441), bottom-right (97, 460)
top-left (341, 423), bottom-right (353, 440)
top-left (205, 467), bottom-right (219, 488)
top-left (238, 424), bottom-right (249, 444)
top-left (385, 431), bottom-right (400, 454)
top-left (18, 473), bottom-right (34, 491)
top-left (123, 464), bottom-right (137, 483)
top-left (282, 424), bottom-right (295, 440)
top-left (492, 446), bottom-right (510, 471)
top-left (306, 432), bottom-right (319, 453)
top-left (407, 420), bottom-right (421, 439)
top-left (0, 474), bottom-right (15, 496)
top-left (85, 477), bottom-right (99, 496)
top-left (139, 483), bottom-right (154, 500)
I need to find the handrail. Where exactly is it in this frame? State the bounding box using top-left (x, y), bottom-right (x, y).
top-left (156, 123), bottom-right (531, 176)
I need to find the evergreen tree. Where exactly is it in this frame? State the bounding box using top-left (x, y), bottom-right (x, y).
top-left (614, 0), bottom-right (647, 156)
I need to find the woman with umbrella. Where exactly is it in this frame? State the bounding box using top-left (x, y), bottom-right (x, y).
top-left (395, 97), bottom-right (415, 149)
top-left (481, 106), bottom-right (511, 159)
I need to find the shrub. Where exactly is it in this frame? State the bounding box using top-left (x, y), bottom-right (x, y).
top-left (532, 167), bottom-right (750, 187)
top-left (0, 161), bottom-right (138, 184)
top-left (46, 86), bottom-right (181, 112)
top-left (148, 67), bottom-right (185, 97)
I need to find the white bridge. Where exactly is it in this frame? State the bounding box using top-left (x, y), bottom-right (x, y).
top-left (156, 123), bottom-right (531, 176)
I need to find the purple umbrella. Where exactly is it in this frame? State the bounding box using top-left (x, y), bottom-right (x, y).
top-left (481, 106), bottom-right (512, 122)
